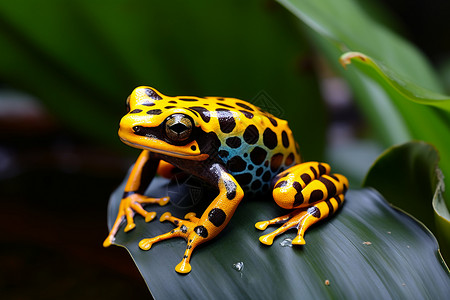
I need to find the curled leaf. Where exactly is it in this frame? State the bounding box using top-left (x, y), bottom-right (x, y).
top-left (340, 52), bottom-right (450, 112)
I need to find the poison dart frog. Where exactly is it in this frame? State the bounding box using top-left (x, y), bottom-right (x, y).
top-left (104, 86), bottom-right (348, 274)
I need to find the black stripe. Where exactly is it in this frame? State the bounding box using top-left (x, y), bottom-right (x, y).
top-left (307, 206), bottom-right (321, 218)
top-left (186, 108), bottom-right (200, 117)
top-left (274, 180), bottom-right (288, 189)
top-left (147, 109), bottom-right (163, 115)
top-left (189, 106), bottom-right (211, 123)
top-left (319, 176), bottom-right (337, 197)
top-left (318, 163), bottom-right (327, 175)
top-left (292, 181), bottom-right (302, 192)
top-left (217, 102), bottom-right (235, 109)
top-left (330, 174), bottom-right (340, 182)
top-left (292, 181), bottom-right (304, 207)
top-left (325, 199), bottom-right (334, 217)
top-left (294, 192), bottom-right (304, 207)
top-left (309, 190), bottom-right (324, 203)
top-left (194, 226), bottom-right (208, 238)
top-left (310, 166), bottom-right (318, 178)
top-left (300, 173), bottom-right (311, 185)
top-left (179, 98), bottom-right (199, 102)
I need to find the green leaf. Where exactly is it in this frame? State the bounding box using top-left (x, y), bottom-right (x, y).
top-left (276, 0), bottom-right (450, 207)
top-left (311, 33), bottom-right (412, 146)
top-left (363, 141), bottom-right (450, 261)
top-left (434, 183), bottom-right (450, 261)
top-left (339, 54), bottom-right (450, 193)
top-left (340, 52), bottom-right (450, 112)
top-left (277, 0), bottom-right (443, 92)
top-left (107, 174), bottom-right (450, 298)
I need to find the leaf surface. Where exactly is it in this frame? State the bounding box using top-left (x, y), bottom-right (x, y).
top-left (108, 175), bottom-right (450, 299)
top-left (364, 141), bottom-right (450, 261)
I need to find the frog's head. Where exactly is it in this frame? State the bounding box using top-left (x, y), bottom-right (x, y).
top-left (119, 86), bottom-right (212, 160)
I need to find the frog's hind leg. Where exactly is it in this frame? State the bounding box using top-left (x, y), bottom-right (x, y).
top-left (256, 208), bottom-right (304, 245)
top-left (255, 210), bottom-right (298, 231)
top-left (256, 162), bottom-right (348, 245)
top-left (257, 194), bottom-right (344, 245)
top-left (292, 194), bottom-right (344, 245)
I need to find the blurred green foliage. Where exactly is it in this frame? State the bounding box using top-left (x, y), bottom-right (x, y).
top-left (0, 0), bottom-right (326, 160)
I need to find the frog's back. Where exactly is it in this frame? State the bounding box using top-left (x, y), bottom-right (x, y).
top-left (123, 87), bottom-right (301, 195)
top-left (192, 96), bottom-right (301, 195)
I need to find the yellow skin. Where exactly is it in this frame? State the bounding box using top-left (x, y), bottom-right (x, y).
top-left (104, 86), bottom-right (348, 274)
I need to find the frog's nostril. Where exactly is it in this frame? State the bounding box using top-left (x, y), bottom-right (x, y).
top-left (133, 126), bottom-right (142, 133)
top-left (132, 125), bottom-right (152, 137)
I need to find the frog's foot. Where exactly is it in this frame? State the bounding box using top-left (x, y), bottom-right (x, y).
top-left (103, 193), bottom-right (170, 247)
top-left (138, 212), bottom-right (207, 274)
top-left (256, 194), bottom-right (344, 246)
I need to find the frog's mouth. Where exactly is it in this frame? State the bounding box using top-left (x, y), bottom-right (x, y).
top-left (119, 130), bottom-right (208, 161)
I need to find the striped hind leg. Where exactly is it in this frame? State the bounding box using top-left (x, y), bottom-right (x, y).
top-left (256, 162), bottom-right (348, 245)
top-left (293, 194), bottom-right (344, 244)
top-left (257, 194), bottom-right (344, 245)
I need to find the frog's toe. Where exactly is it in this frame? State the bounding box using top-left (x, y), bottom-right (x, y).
top-left (139, 238), bottom-right (154, 251)
top-left (292, 235), bottom-right (306, 245)
top-left (184, 212), bottom-right (198, 222)
top-left (103, 235), bottom-right (114, 248)
top-left (259, 234), bottom-right (275, 246)
top-left (257, 210), bottom-right (304, 245)
top-left (159, 212), bottom-right (172, 222)
top-left (145, 211), bottom-right (157, 222)
top-left (124, 223), bottom-right (136, 232)
top-left (175, 260), bottom-right (192, 274)
top-left (158, 196), bottom-right (170, 206)
top-left (255, 221), bottom-right (270, 231)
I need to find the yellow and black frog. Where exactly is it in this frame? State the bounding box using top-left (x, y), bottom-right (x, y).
top-left (104, 86), bottom-right (348, 274)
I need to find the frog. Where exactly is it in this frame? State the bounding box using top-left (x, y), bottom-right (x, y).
top-left (103, 86), bottom-right (348, 274)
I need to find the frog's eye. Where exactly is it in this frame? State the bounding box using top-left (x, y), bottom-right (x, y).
top-left (126, 96), bottom-right (131, 113)
top-left (165, 114), bottom-right (193, 142)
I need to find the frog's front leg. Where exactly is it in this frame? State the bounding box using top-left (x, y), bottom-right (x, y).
top-left (103, 150), bottom-right (169, 247)
top-left (256, 162), bottom-right (348, 246)
top-left (139, 164), bottom-right (244, 274)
